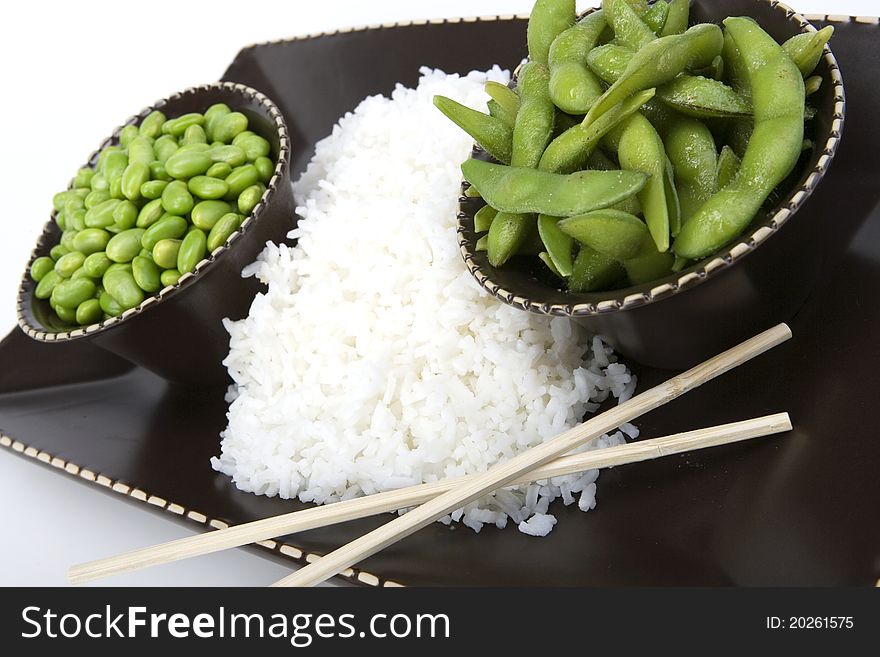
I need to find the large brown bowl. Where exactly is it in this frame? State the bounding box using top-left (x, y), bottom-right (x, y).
top-left (16, 82), bottom-right (294, 384)
top-left (459, 0), bottom-right (845, 369)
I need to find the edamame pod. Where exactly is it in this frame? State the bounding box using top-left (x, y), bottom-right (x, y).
top-left (604, 0), bottom-right (655, 51)
top-left (473, 205), bottom-right (498, 233)
top-left (568, 246), bottom-right (624, 293)
top-left (715, 145), bottom-right (741, 189)
top-left (527, 0), bottom-right (576, 65)
top-left (539, 88), bottom-right (655, 174)
top-left (605, 112), bottom-right (672, 251)
top-left (132, 256), bottom-right (161, 293)
top-left (152, 239), bottom-right (182, 269)
top-left (675, 17), bottom-right (805, 260)
top-left (103, 269), bottom-right (144, 310)
top-left (537, 215), bottom-right (574, 276)
top-left (433, 96), bottom-right (512, 164)
top-left (623, 241), bottom-right (674, 284)
top-left (547, 10), bottom-right (606, 114)
top-left (177, 228), bottom-right (207, 274)
top-left (585, 23), bottom-right (723, 126)
top-left (461, 158), bottom-right (648, 217)
top-left (142, 215), bottom-right (188, 251)
top-left (485, 82), bottom-right (520, 119)
top-left (782, 26), bottom-right (833, 77)
top-left (663, 117), bottom-right (718, 222)
top-left (30, 257), bottom-right (55, 282)
top-left (72, 228), bottom-right (111, 255)
top-left (487, 212), bottom-right (532, 268)
top-left (559, 209), bottom-right (649, 260)
top-left (656, 75), bottom-right (752, 119)
top-left (587, 44), bottom-right (633, 85)
top-left (206, 212), bottom-right (243, 251)
top-left (511, 61), bottom-right (555, 168)
top-left (75, 298), bottom-right (102, 325)
top-left (164, 150), bottom-right (213, 179)
top-left (51, 278), bottom-right (96, 309)
top-left (660, 0), bottom-right (689, 36)
top-left (161, 180), bottom-right (195, 215)
top-left (106, 228), bottom-right (146, 263)
top-left (642, 0), bottom-right (669, 34)
top-left (191, 200), bottom-right (234, 231)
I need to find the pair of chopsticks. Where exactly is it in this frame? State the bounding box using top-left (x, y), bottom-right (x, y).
top-left (69, 323), bottom-right (793, 586)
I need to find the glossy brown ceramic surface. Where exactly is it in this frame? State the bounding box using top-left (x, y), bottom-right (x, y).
top-left (0, 13), bottom-right (877, 586)
top-left (16, 83), bottom-right (294, 385)
top-left (459, 0), bottom-right (845, 369)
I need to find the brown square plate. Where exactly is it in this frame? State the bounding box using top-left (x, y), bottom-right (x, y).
top-left (1, 13), bottom-right (878, 586)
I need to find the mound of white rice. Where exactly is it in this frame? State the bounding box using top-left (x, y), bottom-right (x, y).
top-left (212, 66), bottom-right (638, 535)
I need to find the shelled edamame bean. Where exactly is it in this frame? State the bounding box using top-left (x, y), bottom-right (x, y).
top-left (435, 0), bottom-right (825, 294)
top-left (32, 104), bottom-right (276, 327)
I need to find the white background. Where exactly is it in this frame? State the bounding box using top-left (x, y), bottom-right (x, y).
top-left (0, 0), bottom-right (873, 586)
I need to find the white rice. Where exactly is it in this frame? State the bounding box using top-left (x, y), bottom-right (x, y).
top-left (212, 66), bottom-right (637, 536)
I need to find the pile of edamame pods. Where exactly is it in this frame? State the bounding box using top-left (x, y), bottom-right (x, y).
top-left (435, 0), bottom-right (832, 292)
top-left (30, 104), bottom-right (275, 326)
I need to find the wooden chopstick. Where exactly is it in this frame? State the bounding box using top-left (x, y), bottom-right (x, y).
top-left (271, 323), bottom-right (792, 587)
top-left (68, 412), bottom-right (791, 584)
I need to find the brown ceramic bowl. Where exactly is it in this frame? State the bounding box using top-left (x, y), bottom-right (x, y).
top-left (459, 0), bottom-right (845, 369)
top-left (16, 82), bottom-right (294, 384)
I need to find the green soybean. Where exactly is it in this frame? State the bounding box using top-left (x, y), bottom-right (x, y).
top-left (191, 200), bottom-right (234, 231)
top-left (68, 208), bottom-right (87, 231)
top-left (140, 180), bottom-right (169, 200)
top-left (30, 257), bottom-right (56, 282)
top-left (189, 175), bottom-right (229, 200)
top-left (136, 198), bottom-right (165, 228)
top-left (106, 228), bottom-right (146, 263)
top-left (237, 183), bottom-right (265, 215)
top-left (52, 303), bottom-right (77, 324)
top-left (255, 157), bottom-right (274, 183)
top-left (99, 291), bottom-right (124, 317)
top-left (212, 112), bottom-right (249, 143)
top-left (181, 124), bottom-right (207, 146)
top-left (132, 256), bottom-right (161, 293)
top-left (35, 270), bottom-right (61, 299)
top-left (119, 124), bottom-right (139, 148)
top-left (224, 164), bottom-right (259, 199)
top-left (236, 134), bottom-right (271, 161)
top-left (207, 144), bottom-right (248, 167)
top-left (160, 269), bottom-right (182, 287)
top-left (432, 96), bottom-right (512, 164)
top-left (165, 150), bottom-right (213, 179)
top-left (85, 199), bottom-right (121, 228)
top-left (75, 298), bottom-right (102, 325)
top-left (74, 168), bottom-right (95, 189)
top-left (50, 244), bottom-right (70, 261)
top-left (84, 189), bottom-right (111, 210)
top-left (51, 278), bottom-right (95, 308)
top-left (204, 103), bottom-right (231, 141)
top-left (161, 180), bottom-right (195, 215)
top-left (152, 239), bottom-right (182, 269)
top-left (90, 173), bottom-right (109, 192)
top-left (142, 215), bottom-right (188, 250)
top-left (461, 158), bottom-right (648, 217)
top-left (177, 229), bottom-right (207, 274)
top-left (206, 212), bottom-right (243, 251)
top-left (103, 269), bottom-right (144, 310)
top-left (83, 252), bottom-right (112, 278)
top-left (101, 150), bottom-right (129, 181)
top-left (121, 162), bottom-right (149, 201)
top-left (139, 110), bottom-right (166, 139)
top-left (72, 228), bottom-right (111, 255)
top-left (113, 200), bottom-right (138, 230)
top-left (154, 135), bottom-right (179, 163)
top-left (162, 113), bottom-right (205, 137)
top-left (207, 162), bottom-right (233, 180)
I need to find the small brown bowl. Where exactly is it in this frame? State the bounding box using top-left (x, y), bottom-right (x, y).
top-left (16, 82), bottom-right (294, 385)
top-left (459, 0), bottom-right (845, 369)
